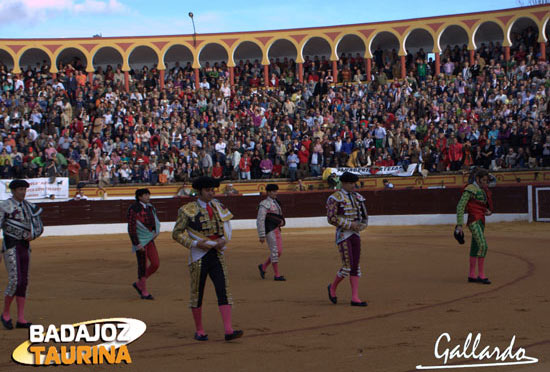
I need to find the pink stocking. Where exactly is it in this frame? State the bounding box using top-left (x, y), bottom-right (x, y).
top-left (469, 257), bottom-right (477, 278)
top-left (272, 262), bottom-right (280, 277)
top-left (3, 295), bottom-right (14, 321)
top-left (350, 276), bottom-right (362, 303)
top-left (477, 257), bottom-right (486, 279)
top-left (218, 305), bottom-right (234, 335)
top-left (191, 307), bottom-right (205, 335)
top-left (138, 277), bottom-right (149, 296)
top-left (330, 275), bottom-right (344, 297)
top-left (262, 257), bottom-right (271, 271)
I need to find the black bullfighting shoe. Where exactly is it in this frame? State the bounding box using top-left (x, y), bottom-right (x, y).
top-left (194, 333), bottom-right (208, 341)
top-left (1, 315), bottom-right (13, 330)
top-left (225, 330), bottom-right (244, 341)
top-left (258, 264), bottom-right (266, 279)
top-left (468, 277), bottom-right (478, 283)
top-left (16, 321), bottom-right (32, 329)
top-left (350, 301), bottom-right (368, 307)
top-left (327, 284), bottom-right (337, 304)
top-left (274, 276), bottom-right (286, 281)
top-left (132, 282), bottom-right (143, 297)
top-left (478, 277), bottom-right (491, 285)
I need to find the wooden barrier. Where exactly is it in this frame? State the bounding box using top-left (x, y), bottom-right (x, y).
top-left (39, 186), bottom-right (529, 226)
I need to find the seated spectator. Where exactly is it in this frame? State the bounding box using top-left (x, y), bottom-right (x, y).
top-left (295, 178), bottom-right (307, 191)
top-left (176, 183), bottom-right (196, 197)
top-left (73, 185), bottom-right (88, 200)
top-left (224, 183), bottom-right (239, 196)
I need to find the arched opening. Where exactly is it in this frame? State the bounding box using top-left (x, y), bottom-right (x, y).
top-left (233, 41), bottom-right (263, 85)
top-left (198, 43), bottom-right (229, 85)
top-left (199, 43), bottom-right (228, 66)
top-left (404, 28), bottom-right (434, 73)
top-left (370, 31), bottom-right (400, 78)
top-left (267, 39), bottom-right (297, 77)
top-left (510, 17), bottom-right (539, 57)
top-left (474, 21), bottom-right (504, 62)
top-left (163, 44), bottom-right (194, 80)
top-left (93, 46), bottom-right (123, 71)
top-left (92, 47), bottom-right (124, 85)
top-left (405, 29), bottom-right (434, 58)
top-left (302, 36), bottom-right (333, 77)
top-left (129, 45), bottom-right (159, 72)
top-left (439, 25), bottom-right (469, 64)
top-left (19, 48), bottom-right (51, 73)
top-left (302, 36), bottom-right (332, 59)
top-left (336, 34), bottom-right (367, 81)
top-left (0, 49), bottom-right (14, 70)
top-left (233, 41), bottom-right (263, 64)
top-left (57, 47), bottom-right (87, 72)
top-left (337, 34), bottom-right (366, 60)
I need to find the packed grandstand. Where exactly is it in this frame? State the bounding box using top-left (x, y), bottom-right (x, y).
top-left (0, 5), bottom-right (549, 187)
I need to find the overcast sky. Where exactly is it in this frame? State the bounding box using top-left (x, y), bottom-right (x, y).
top-left (0, 0), bottom-right (529, 39)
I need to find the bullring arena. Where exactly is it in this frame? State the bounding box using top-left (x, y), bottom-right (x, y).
top-left (1, 2), bottom-right (550, 371)
top-left (1, 181), bottom-right (550, 372)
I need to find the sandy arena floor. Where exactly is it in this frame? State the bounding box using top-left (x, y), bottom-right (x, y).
top-left (0, 223), bottom-right (549, 372)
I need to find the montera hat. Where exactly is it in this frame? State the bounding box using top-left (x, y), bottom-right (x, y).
top-left (135, 188), bottom-right (151, 200)
top-left (454, 227), bottom-right (465, 245)
top-left (339, 172), bottom-right (359, 183)
top-left (192, 176), bottom-right (220, 190)
top-left (9, 179), bottom-right (30, 189)
top-left (266, 184), bottom-right (279, 192)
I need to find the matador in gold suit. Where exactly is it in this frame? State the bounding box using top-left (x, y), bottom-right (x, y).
top-left (172, 176), bottom-right (243, 342)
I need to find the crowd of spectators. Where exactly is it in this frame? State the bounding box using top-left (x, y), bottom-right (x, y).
top-left (0, 26), bottom-right (549, 187)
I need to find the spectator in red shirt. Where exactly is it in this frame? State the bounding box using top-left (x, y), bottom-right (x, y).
top-left (448, 137), bottom-right (464, 171)
top-left (297, 145), bottom-right (310, 178)
top-left (68, 158), bottom-right (81, 185)
top-left (239, 152), bottom-right (251, 180)
top-left (272, 158), bottom-right (282, 178)
top-left (212, 161), bottom-right (223, 180)
top-left (301, 135), bottom-right (312, 151)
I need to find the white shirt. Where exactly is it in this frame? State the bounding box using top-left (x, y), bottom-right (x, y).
top-left (215, 142), bottom-right (226, 155)
top-left (220, 86), bottom-right (231, 98)
top-left (15, 79), bottom-right (25, 91)
top-left (53, 81), bottom-right (65, 91)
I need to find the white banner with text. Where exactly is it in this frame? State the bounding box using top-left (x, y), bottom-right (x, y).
top-left (1, 178), bottom-right (69, 200)
top-left (328, 164), bottom-right (417, 177)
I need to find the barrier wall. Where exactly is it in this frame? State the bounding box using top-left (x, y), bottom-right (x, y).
top-left (39, 186), bottom-right (529, 226)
